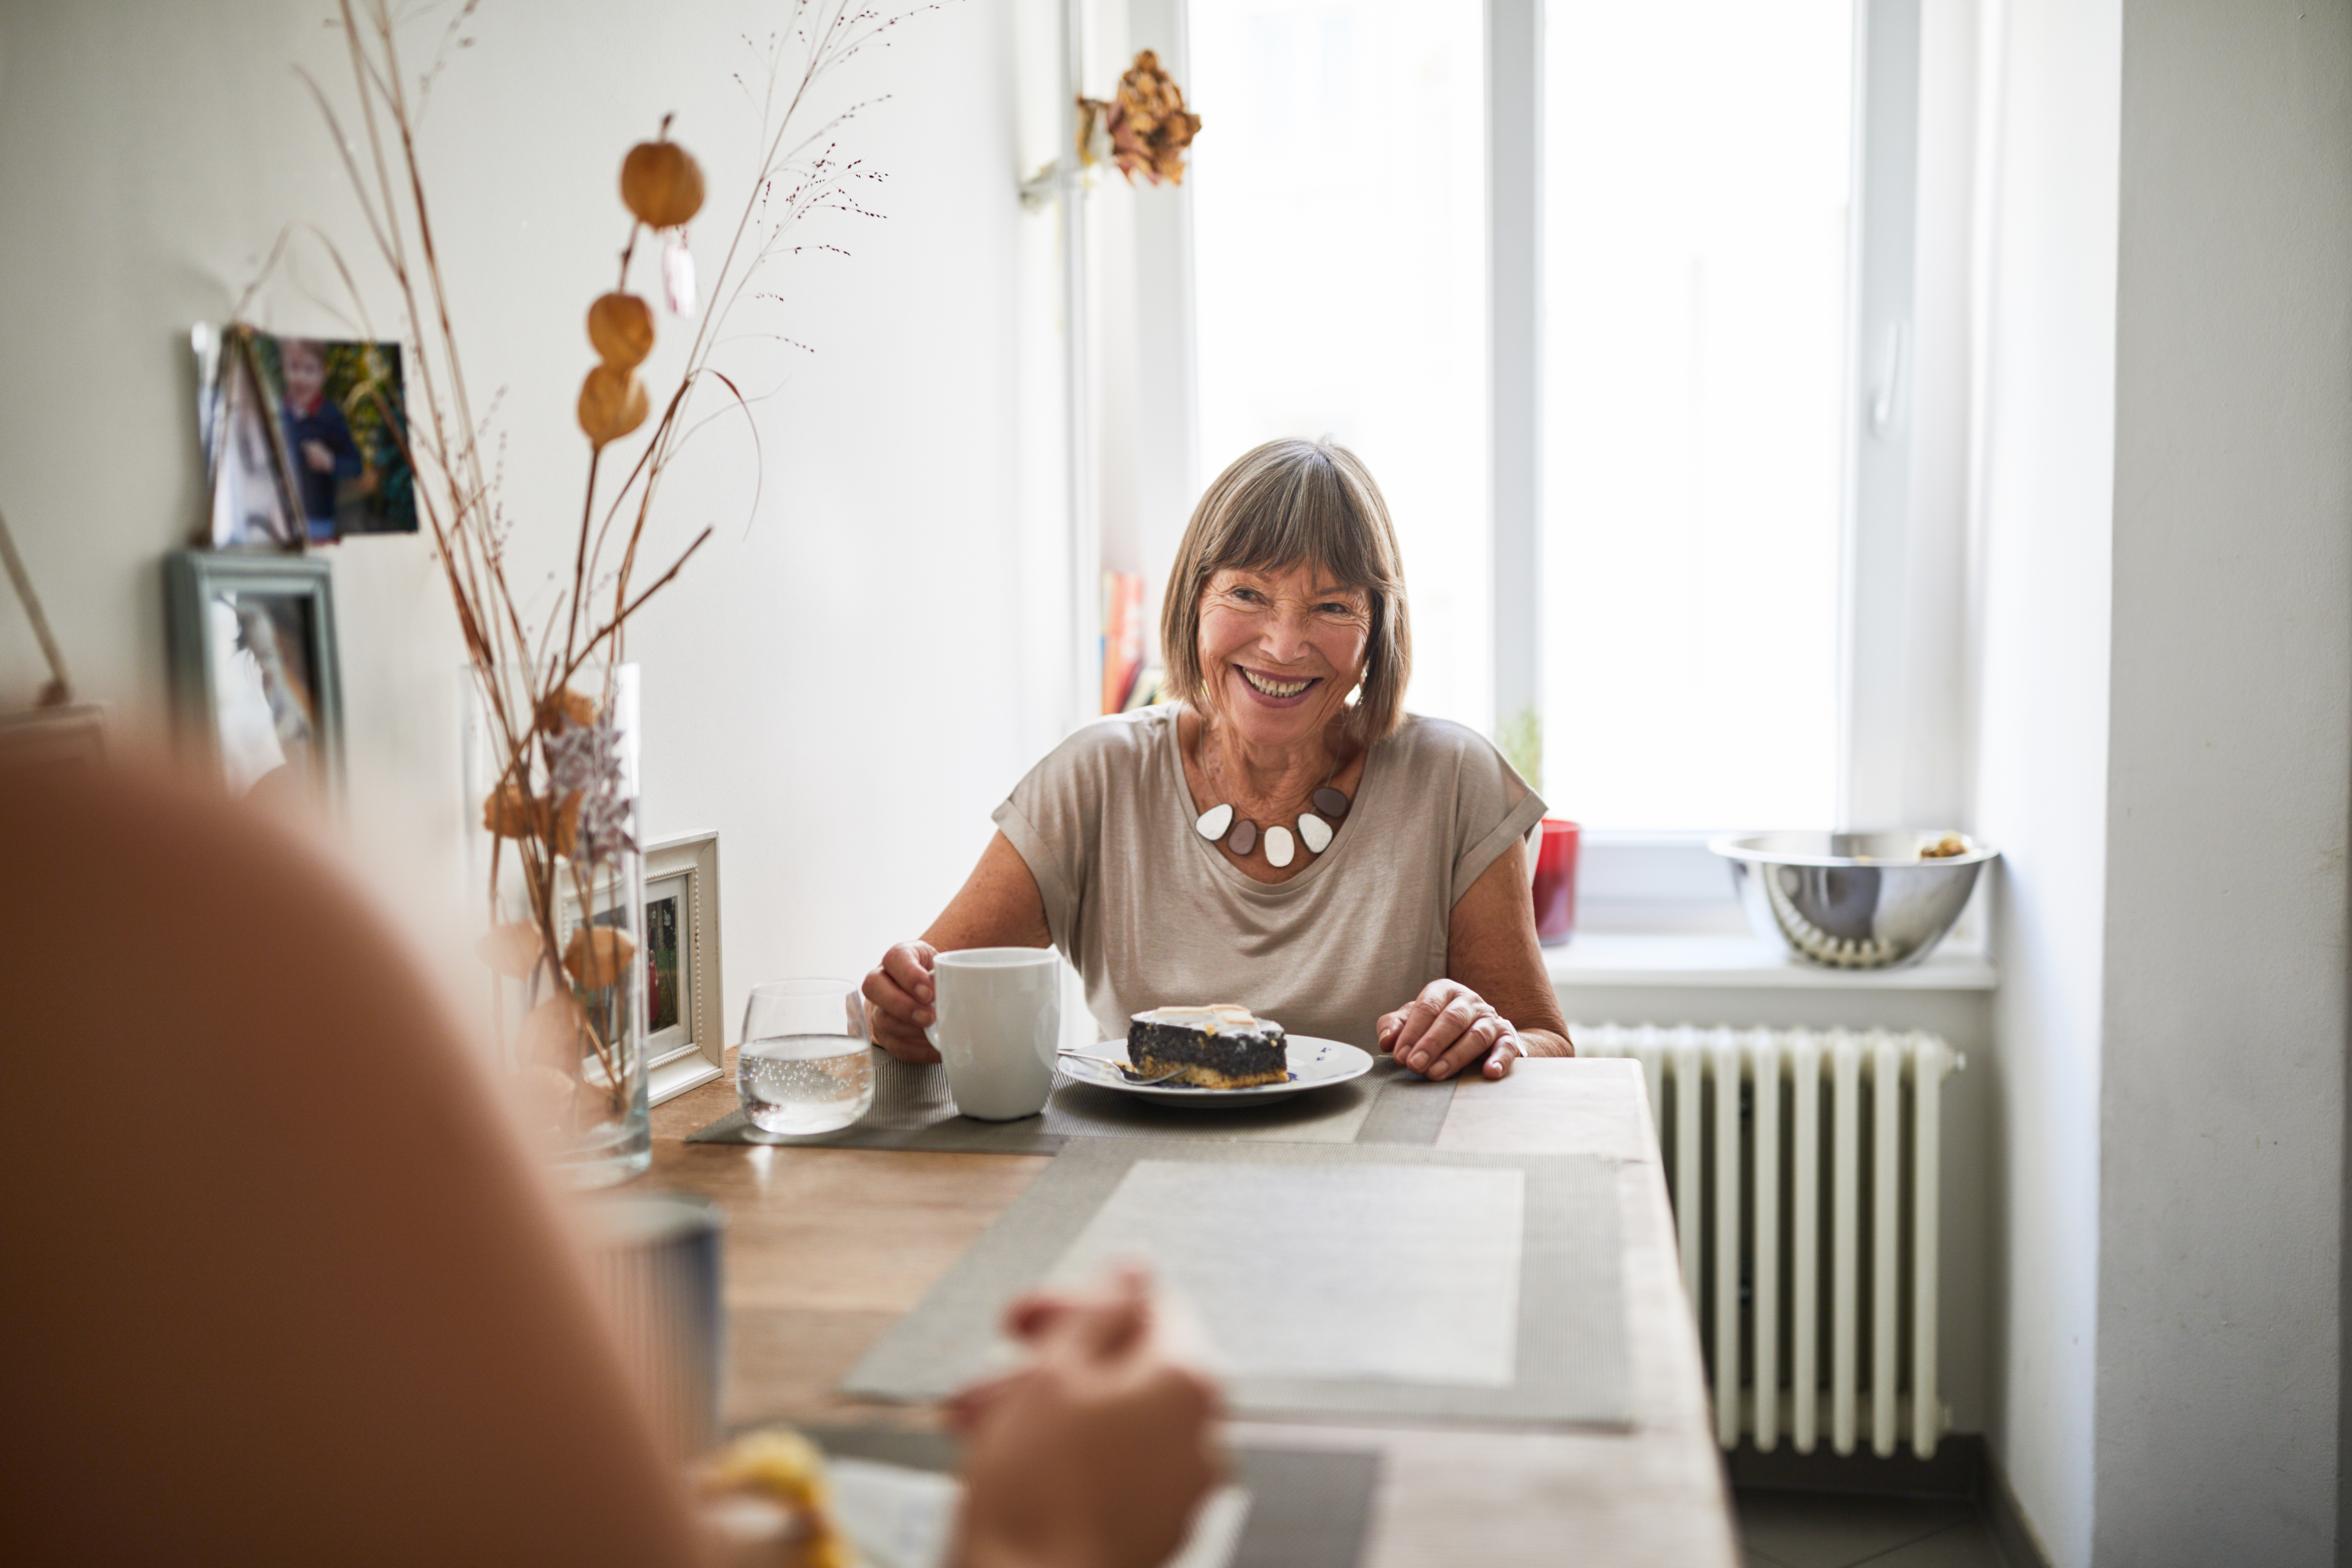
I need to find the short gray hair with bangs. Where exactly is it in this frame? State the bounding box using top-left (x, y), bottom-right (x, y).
top-left (1159, 438), bottom-right (1414, 741)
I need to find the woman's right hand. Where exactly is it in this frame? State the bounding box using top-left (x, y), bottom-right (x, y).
top-left (862, 939), bottom-right (941, 1063)
top-left (863, 832), bottom-right (1053, 1064)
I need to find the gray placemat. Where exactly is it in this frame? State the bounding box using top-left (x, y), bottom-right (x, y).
top-left (687, 1052), bottom-right (1456, 1152)
top-left (841, 1138), bottom-right (1630, 1429)
top-left (1352, 1067), bottom-right (1455, 1144)
top-left (799, 1427), bottom-right (1380, 1568)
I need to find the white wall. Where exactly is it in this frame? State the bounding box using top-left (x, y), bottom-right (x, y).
top-left (0, 0), bottom-right (1060, 1035)
top-left (1972, 1), bottom-right (2352, 1562)
top-left (2094, 0), bottom-right (2352, 1560)
top-left (1968, 0), bottom-right (2120, 1560)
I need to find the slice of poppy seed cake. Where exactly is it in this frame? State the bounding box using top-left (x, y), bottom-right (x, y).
top-left (1126, 1004), bottom-right (1289, 1088)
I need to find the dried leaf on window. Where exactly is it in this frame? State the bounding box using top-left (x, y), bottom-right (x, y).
top-left (1079, 49), bottom-right (1202, 187)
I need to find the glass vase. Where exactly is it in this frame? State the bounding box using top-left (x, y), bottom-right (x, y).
top-left (464, 660), bottom-right (651, 1185)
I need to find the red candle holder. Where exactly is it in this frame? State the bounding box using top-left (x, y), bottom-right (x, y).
top-left (1532, 818), bottom-right (1580, 945)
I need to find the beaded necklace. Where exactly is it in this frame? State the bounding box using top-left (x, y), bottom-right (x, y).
top-left (1191, 733), bottom-right (1354, 869)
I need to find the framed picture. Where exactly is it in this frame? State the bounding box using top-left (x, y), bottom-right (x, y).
top-left (560, 830), bottom-right (726, 1106)
top-left (199, 324), bottom-right (416, 547)
top-left (207, 327), bottom-right (307, 550)
top-left (164, 550), bottom-right (344, 800)
top-left (243, 330), bottom-right (417, 543)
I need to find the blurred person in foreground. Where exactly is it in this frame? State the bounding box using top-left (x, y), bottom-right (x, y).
top-left (0, 754), bottom-right (1217, 1567)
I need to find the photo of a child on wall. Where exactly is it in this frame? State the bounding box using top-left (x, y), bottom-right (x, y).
top-left (243, 331), bottom-right (416, 542)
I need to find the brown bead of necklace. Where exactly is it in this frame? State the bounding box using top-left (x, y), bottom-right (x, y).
top-left (1191, 726), bottom-right (1354, 869)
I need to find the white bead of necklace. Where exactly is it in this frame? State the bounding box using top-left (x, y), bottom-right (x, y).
top-left (1192, 747), bottom-right (1353, 866)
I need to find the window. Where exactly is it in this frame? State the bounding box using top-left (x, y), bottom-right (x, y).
top-left (1189, 0), bottom-right (1492, 732)
top-left (1540, 0), bottom-right (1854, 829)
top-left (1182, 0), bottom-right (1919, 835)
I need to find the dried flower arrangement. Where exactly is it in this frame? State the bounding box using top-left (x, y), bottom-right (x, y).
top-left (1078, 49), bottom-right (1203, 186)
top-left (303, 0), bottom-right (918, 1144)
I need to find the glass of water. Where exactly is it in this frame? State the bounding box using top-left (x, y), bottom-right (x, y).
top-left (737, 978), bottom-right (876, 1135)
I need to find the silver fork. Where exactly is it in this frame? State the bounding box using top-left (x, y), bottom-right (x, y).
top-left (1056, 1048), bottom-right (1186, 1085)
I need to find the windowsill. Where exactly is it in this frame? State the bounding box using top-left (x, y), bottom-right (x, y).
top-left (1544, 931), bottom-right (1997, 991)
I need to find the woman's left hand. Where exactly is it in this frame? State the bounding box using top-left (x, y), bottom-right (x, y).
top-left (1377, 978), bottom-right (1526, 1083)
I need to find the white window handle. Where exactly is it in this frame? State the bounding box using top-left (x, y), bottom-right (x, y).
top-left (1870, 321), bottom-right (1909, 436)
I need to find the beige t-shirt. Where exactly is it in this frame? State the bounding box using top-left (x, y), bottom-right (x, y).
top-left (991, 706), bottom-right (1546, 1049)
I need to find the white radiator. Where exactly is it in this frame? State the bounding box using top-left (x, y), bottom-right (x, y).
top-left (1574, 1023), bottom-right (1963, 1458)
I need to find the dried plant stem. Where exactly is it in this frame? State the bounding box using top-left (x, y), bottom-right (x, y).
top-left (0, 500), bottom-right (71, 705)
top-left (307, 0), bottom-right (924, 1124)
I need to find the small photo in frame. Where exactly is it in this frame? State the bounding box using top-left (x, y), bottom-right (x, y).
top-left (561, 831), bottom-right (726, 1106)
top-left (164, 550), bottom-right (343, 800)
top-left (244, 330), bottom-right (416, 542)
top-left (208, 329), bottom-right (305, 551)
top-left (200, 325), bottom-right (416, 547)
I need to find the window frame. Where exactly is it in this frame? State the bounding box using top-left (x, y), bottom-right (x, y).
top-left (1134, 0), bottom-right (1950, 922)
top-left (1485, 0), bottom-right (1935, 854)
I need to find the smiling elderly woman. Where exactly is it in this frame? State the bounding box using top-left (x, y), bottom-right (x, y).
top-left (865, 438), bottom-right (1572, 1081)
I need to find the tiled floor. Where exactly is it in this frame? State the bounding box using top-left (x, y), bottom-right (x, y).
top-left (1735, 1489), bottom-right (2010, 1568)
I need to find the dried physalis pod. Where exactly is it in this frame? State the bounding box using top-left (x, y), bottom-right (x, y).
top-left (549, 790), bottom-right (583, 859)
top-left (662, 236), bottom-right (697, 317)
top-left (538, 685), bottom-right (601, 735)
top-left (519, 993), bottom-right (592, 1068)
top-left (588, 292), bottom-right (655, 371)
top-left (482, 782), bottom-right (543, 840)
top-left (621, 138), bottom-right (705, 229)
top-left (578, 364), bottom-right (650, 447)
top-left (475, 920), bottom-right (546, 979)
top-left (564, 926), bottom-right (638, 989)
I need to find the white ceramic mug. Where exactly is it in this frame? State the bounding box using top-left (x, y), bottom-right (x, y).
top-left (923, 947), bottom-right (1060, 1120)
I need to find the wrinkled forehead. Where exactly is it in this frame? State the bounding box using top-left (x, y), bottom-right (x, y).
top-left (1206, 558), bottom-right (1370, 600)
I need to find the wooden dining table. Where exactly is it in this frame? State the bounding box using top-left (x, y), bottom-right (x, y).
top-left (645, 1055), bottom-right (1738, 1567)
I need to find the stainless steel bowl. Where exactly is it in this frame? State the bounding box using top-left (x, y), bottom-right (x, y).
top-left (1708, 831), bottom-right (1998, 970)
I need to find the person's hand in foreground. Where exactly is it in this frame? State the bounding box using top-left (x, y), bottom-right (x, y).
top-left (948, 1266), bottom-right (1222, 1568)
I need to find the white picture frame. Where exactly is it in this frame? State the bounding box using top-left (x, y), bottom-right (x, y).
top-left (556, 830), bottom-right (726, 1107)
top-left (642, 831), bottom-right (726, 1105)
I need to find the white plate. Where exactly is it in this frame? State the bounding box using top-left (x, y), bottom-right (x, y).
top-left (1059, 1034), bottom-right (1374, 1107)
